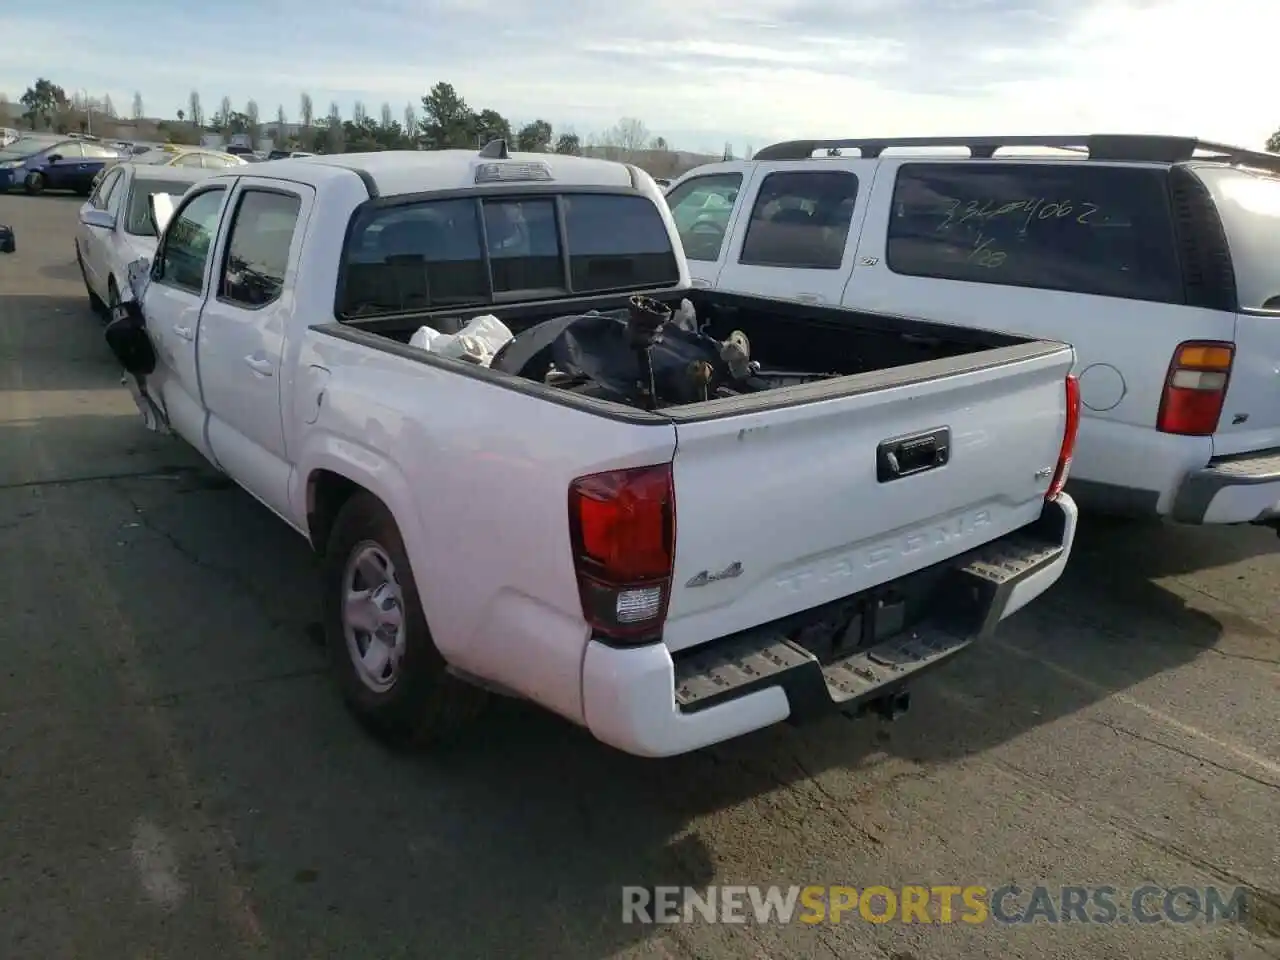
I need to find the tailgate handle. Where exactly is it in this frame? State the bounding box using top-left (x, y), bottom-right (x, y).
top-left (877, 428), bottom-right (950, 483)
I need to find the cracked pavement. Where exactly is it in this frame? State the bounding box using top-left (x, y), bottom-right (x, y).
top-left (0, 193), bottom-right (1277, 960)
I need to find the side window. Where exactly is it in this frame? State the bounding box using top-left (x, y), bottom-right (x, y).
top-left (885, 163), bottom-right (1183, 304)
top-left (341, 198), bottom-right (488, 315)
top-left (81, 143), bottom-right (116, 159)
top-left (562, 194), bottom-right (679, 291)
top-left (173, 153), bottom-right (204, 168)
top-left (203, 155), bottom-right (235, 168)
top-left (739, 170), bottom-right (859, 269)
top-left (155, 188), bottom-right (226, 293)
top-left (89, 168), bottom-right (122, 210)
top-left (482, 197), bottom-right (562, 294)
top-left (665, 174), bottom-right (743, 262)
top-left (218, 190), bottom-right (302, 308)
top-left (51, 142), bottom-right (83, 161)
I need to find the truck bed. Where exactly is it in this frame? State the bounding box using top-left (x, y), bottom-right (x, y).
top-left (335, 288), bottom-right (1029, 395)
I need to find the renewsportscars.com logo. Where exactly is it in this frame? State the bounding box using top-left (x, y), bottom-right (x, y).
top-left (622, 885), bottom-right (1251, 926)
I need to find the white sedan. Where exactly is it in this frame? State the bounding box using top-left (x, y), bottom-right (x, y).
top-left (75, 163), bottom-right (217, 314)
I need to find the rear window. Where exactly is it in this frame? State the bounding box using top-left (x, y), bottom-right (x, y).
top-left (1193, 166), bottom-right (1280, 310)
top-left (886, 163), bottom-right (1183, 304)
top-left (338, 192), bottom-right (679, 318)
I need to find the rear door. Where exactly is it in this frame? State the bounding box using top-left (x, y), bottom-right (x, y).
top-left (197, 178), bottom-right (313, 520)
top-left (1190, 164), bottom-right (1280, 456)
top-left (660, 342), bottom-right (1074, 650)
top-left (714, 160), bottom-right (875, 305)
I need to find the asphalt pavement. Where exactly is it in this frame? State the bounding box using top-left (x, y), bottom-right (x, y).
top-left (0, 192), bottom-right (1277, 960)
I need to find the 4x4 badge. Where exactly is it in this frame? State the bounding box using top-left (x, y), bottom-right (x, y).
top-left (686, 562), bottom-right (743, 587)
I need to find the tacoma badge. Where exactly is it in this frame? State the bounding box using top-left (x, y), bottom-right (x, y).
top-left (686, 562), bottom-right (743, 588)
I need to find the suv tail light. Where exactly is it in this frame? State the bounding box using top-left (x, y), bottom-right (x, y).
top-left (1157, 341), bottom-right (1234, 436)
top-left (568, 463), bottom-right (676, 643)
top-left (1046, 374), bottom-right (1081, 501)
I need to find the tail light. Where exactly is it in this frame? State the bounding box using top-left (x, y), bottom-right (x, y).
top-left (568, 463), bottom-right (676, 643)
top-left (1157, 341), bottom-right (1233, 436)
top-left (1046, 375), bottom-right (1081, 501)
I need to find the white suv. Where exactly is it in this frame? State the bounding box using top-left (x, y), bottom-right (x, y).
top-left (665, 134), bottom-right (1280, 532)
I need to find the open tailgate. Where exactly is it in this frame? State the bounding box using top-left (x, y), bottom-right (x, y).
top-left (660, 342), bottom-right (1074, 652)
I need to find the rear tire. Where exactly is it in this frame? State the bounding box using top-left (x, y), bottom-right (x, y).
top-left (321, 491), bottom-right (488, 746)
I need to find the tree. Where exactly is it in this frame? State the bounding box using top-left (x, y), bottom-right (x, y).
top-left (474, 108), bottom-right (511, 147)
top-left (327, 101), bottom-right (343, 152)
top-left (276, 105), bottom-right (287, 143)
top-left (132, 91), bottom-right (144, 121)
top-left (101, 94), bottom-right (116, 119)
top-left (419, 81), bottom-right (475, 149)
top-left (300, 92), bottom-right (314, 130)
top-left (246, 99), bottom-right (260, 143)
top-left (403, 104), bottom-right (417, 144)
top-left (601, 117), bottom-right (650, 159)
top-left (188, 90), bottom-right (203, 128)
top-left (1267, 130), bottom-right (1280, 154)
top-left (554, 131), bottom-right (581, 155)
top-left (722, 143), bottom-right (735, 161)
top-left (177, 108), bottom-right (185, 123)
top-left (380, 102), bottom-right (393, 130)
top-left (19, 78), bottom-right (68, 130)
top-left (218, 95), bottom-right (233, 133)
top-left (516, 119), bottom-right (552, 152)
top-left (652, 135), bottom-right (668, 151)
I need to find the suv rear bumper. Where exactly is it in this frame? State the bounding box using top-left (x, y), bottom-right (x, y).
top-left (581, 494), bottom-right (1077, 758)
top-left (1170, 448), bottom-right (1280, 524)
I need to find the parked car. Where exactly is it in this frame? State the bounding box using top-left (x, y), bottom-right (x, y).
top-left (664, 133), bottom-right (1280, 533)
top-left (0, 135), bottom-right (122, 195)
top-left (267, 149), bottom-right (315, 160)
top-left (0, 127), bottom-right (20, 148)
top-left (102, 145), bottom-right (1079, 758)
top-left (92, 144), bottom-right (247, 187)
top-left (76, 162), bottom-right (217, 314)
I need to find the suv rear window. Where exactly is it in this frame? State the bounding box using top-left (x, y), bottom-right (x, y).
top-left (338, 192), bottom-right (679, 318)
top-left (886, 163), bottom-right (1183, 304)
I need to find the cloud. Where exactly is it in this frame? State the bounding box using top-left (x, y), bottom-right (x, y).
top-left (1, 0), bottom-right (1275, 153)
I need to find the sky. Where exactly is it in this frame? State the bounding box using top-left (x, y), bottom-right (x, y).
top-left (2, 0), bottom-right (1276, 155)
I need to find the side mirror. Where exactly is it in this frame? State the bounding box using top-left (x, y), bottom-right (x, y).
top-left (80, 208), bottom-right (117, 231)
top-left (0, 224), bottom-right (14, 254)
top-left (46, 153), bottom-right (62, 164)
top-left (149, 193), bottom-right (176, 235)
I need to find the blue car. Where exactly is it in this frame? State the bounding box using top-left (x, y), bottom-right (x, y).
top-left (0, 136), bottom-right (124, 196)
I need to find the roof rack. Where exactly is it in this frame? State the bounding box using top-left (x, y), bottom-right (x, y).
top-left (751, 135), bottom-right (1280, 174)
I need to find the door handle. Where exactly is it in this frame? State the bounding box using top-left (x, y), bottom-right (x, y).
top-left (173, 325), bottom-right (193, 341)
top-left (244, 356), bottom-right (274, 376)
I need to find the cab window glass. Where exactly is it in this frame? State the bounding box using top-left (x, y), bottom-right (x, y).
top-left (665, 174), bottom-right (742, 261)
top-left (156, 188), bottom-right (226, 292)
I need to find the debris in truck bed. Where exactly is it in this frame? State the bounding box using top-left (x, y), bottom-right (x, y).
top-left (496, 294), bottom-right (840, 409)
top-left (409, 314), bottom-right (513, 366)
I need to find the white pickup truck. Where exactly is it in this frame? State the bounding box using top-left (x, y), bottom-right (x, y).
top-left (103, 144), bottom-right (1080, 758)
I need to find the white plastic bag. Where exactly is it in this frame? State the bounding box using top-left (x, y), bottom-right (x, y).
top-left (408, 314), bottom-right (513, 366)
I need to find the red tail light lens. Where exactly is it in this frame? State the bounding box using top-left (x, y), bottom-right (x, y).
top-left (568, 463), bottom-right (676, 642)
top-left (1157, 341), bottom-right (1233, 436)
top-left (1046, 374), bottom-right (1080, 501)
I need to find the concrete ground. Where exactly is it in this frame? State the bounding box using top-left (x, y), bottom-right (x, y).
top-left (0, 192), bottom-right (1276, 960)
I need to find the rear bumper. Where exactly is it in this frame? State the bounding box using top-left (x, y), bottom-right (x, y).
top-left (581, 494), bottom-right (1077, 758)
top-left (1170, 448), bottom-right (1280, 524)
